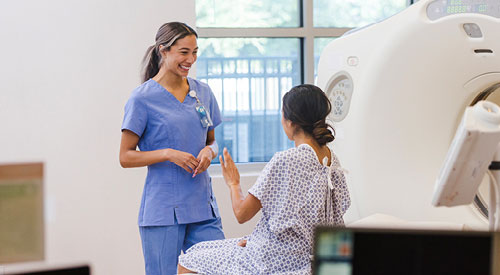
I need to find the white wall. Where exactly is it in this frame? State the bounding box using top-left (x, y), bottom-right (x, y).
top-left (0, 1), bottom-right (260, 274)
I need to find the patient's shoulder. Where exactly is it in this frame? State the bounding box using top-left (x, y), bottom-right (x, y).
top-left (261, 149), bottom-right (293, 174)
top-left (283, 145), bottom-right (318, 162)
top-left (267, 146), bottom-right (311, 170)
top-left (271, 147), bottom-right (298, 162)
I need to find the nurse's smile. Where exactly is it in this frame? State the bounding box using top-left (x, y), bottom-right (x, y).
top-left (179, 64), bottom-right (191, 72)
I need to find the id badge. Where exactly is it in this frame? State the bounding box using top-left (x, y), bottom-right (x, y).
top-left (195, 102), bottom-right (213, 128)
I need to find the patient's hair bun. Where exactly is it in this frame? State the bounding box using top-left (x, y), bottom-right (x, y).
top-left (312, 120), bottom-right (334, 146)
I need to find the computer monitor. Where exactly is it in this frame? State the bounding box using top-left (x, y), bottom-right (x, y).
top-left (313, 226), bottom-right (499, 275)
top-left (2, 263), bottom-right (91, 275)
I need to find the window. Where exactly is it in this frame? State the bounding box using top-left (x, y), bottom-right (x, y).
top-left (196, 0), bottom-right (411, 163)
top-left (313, 0), bottom-right (409, 28)
top-left (196, 0), bottom-right (300, 28)
top-left (197, 38), bottom-right (300, 162)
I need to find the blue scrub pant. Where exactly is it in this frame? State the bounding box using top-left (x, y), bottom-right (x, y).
top-left (139, 217), bottom-right (224, 275)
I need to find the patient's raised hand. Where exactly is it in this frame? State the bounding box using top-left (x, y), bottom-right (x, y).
top-left (219, 147), bottom-right (240, 187)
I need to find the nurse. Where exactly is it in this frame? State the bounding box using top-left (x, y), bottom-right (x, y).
top-left (119, 22), bottom-right (224, 275)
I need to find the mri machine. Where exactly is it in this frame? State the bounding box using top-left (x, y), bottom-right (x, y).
top-left (317, 0), bottom-right (500, 230)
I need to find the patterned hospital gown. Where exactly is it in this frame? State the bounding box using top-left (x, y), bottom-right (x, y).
top-left (178, 144), bottom-right (351, 274)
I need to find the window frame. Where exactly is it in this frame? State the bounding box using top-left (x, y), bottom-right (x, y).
top-left (197, 2), bottom-right (353, 85)
top-left (200, 0), bottom-right (415, 172)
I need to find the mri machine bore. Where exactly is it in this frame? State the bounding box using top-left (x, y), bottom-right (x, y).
top-left (317, 0), bottom-right (500, 230)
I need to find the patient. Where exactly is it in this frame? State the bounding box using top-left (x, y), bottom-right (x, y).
top-left (178, 84), bottom-right (351, 274)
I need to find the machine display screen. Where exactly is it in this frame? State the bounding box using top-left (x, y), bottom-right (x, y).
top-left (427, 0), bottom-right (500, 20)
top-left (313, 227), bottom-right (493, 275)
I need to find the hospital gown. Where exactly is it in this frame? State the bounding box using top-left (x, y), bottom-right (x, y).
top-left (178, 144), bottom-right (351, 274)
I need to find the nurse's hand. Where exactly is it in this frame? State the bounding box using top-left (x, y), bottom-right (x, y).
top-left (193, 146), bottom-right (214, 177)
top-left (219, 147), bottom-right (240, 187)
top-left (166, 149), bottom-right (199, 173)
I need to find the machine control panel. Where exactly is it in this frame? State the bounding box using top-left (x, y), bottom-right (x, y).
top-left (325, 71), bottom-right (353, 122)
top-left (427, 0), bottom-right (500, 21)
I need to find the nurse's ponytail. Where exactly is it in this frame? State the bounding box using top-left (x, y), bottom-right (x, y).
top-left (282, 84), bottom-right (335, 146)
top-left (142, 22), bottom-right (198, 83)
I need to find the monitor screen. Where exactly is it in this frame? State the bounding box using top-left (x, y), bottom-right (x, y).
top-left (1, 263), bottom-right (91, 275)
top-left (8, 266), bottom-right (90, 275)
top-left (313, 227), bottom-right (493, 275)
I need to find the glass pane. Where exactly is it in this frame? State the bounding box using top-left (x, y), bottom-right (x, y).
top-left (314, 37), bottom-right (337, 84)
top-left (196, 0), bottom-right (300, 28)
top-left (314, 0), bottom-right (408, 28)
top-left (197, 38), bottom-right (300, 163)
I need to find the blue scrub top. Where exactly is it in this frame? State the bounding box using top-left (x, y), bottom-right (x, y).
top-left (122, 77), bottom-right (222, 226)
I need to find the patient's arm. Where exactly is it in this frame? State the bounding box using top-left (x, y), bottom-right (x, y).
top-left (220, 148), bottom-right (262, 224)
top-left (229, 185), bottom-right (262, 224)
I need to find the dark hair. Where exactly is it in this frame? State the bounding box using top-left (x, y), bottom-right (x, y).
top-left (282, 84), bottom-right (335, 146)
top-left (141, 22), bottom-right (198, 82)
